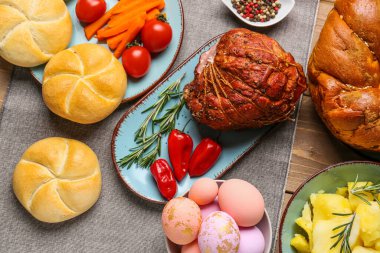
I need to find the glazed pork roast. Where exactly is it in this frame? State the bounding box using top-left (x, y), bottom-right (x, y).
top-left (184, 28), bottom-right (307, 130)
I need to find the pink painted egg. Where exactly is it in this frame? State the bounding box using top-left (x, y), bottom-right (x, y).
top-left (200, 198), bottom-right (220, 220)
top-left (198, 211), bottom-right (240, 253)
top-left (238, 226), bottom-right (265, 253)
top-left (162, 197), bottom-right (202, 245)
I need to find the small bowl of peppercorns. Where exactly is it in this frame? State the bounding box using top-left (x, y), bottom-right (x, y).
top-left (221, 0), bottom-right (295, 27)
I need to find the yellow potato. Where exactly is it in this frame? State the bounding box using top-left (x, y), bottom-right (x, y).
top-left (356, 202), bottom-right (380, 247)
top-left (352, 246), bottom-right (379, 253)
top-left (295, 203), bottom-right (313, 250)
top-left (336, 187), bottom-right (348, 198)
top-left (348, 182), bottom-right (374, 211)
top-left (291, 234), bottom-right (310, 253)
top-left (310, 193), bottom-right (352, 222)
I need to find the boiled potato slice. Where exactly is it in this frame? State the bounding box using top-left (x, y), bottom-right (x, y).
top-left (312, 216), bottom-right (360, 253)
top-left (352, 246), bottom-right (379, 253)
top-left (375, 240), bottom-right (380, 251)
top-left (310, 193), bottom-right (352, 222)
top-left (348, 182), bottom-right (374, 211)
top-left (295, 203), bottom-right (313, 250)
top-left (291, 234), bottom-right (310, 253)
top-left (356, 202), bottom-right (380, 247)
top-left (336, 187), bottom-right (348, 198)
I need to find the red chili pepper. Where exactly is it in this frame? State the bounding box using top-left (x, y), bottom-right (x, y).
top-left (168, 129), bottom-right (193, 181)
top-left (189, 138), bottom-right (222, 177)
top-left (150, 159), bottom-right (177, 200)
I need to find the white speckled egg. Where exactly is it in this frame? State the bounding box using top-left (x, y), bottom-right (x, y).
top-left (198, 211), bottom-right (240, 253)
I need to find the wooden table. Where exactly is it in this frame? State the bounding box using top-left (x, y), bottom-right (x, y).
top-left (0, 0), bottom-right (367, 251)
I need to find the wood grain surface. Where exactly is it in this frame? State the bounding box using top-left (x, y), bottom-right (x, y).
top-left (0, 0), bottom-right (369, 251)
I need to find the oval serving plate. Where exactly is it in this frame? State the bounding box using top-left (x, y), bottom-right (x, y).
top-left (111, 34), bottom-right (275, 204)
top-left (279, 161), bottom-right (380, 253)
top-left (165, 180), bottom-right (273, 253)
top-left (30, 0), bottom-right (184, 102)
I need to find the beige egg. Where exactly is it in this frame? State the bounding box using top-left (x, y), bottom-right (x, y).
top-left (189, 178), bottom-right (218, 205)
top-left (162, 197), bottom-right (202, 245)
top-left (218, 179), bottom-right (265, 227)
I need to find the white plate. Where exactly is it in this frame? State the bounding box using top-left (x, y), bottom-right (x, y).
top-left (221, 0), bottom-right (295, 27)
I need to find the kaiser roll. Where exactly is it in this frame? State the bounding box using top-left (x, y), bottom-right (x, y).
top-left (308, 0), bottom-right (380, 152)
top-left (0, 0), bottom-right (72, 67)
top-left (13, 137), bottom-right (102, 223)
top-left (42, 43), bottom-right (127, 124)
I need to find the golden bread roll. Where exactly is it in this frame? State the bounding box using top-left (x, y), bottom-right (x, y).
top-left (42, 43), bottom-right (127, 124)
top-left (0, 0), bottom-right (72, 67)
top-left (308, 0), bottom-right (380, 152)
top-left (13, 137), bottom-right (102, 223)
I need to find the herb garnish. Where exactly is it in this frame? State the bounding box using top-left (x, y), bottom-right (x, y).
top-left (350, 175), bottom-right (380, 206)
top-left (330, 212), bottom-right (356, 253)
top-left (118, 74), bottom-right (186, 169)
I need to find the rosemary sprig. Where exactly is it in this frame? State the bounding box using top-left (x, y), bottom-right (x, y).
top-left (117, 74), bottom-right (186, 169)
top-left (350, 175), bottom-right (380, 206)
top-left (330, 213), bottom-right (356, 253)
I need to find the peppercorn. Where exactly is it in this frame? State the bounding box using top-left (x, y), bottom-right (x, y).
top-left (231, 0), bottom-right (281, 23)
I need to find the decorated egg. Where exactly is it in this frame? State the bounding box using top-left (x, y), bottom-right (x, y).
top-left (162, 197), bottom-right (202, 245)
top-left (238, 227), bottom-right (265, 253)
top-left (218, 179), bottom-right (265, 227)
top-left (200, 198), bottom-right (220, 220)
top-left (198, 211), bottom-right (240, 253)
top-left (181, 240), bottom-right (201, 253)
top-left (189, 178), bottom-right (219, 205)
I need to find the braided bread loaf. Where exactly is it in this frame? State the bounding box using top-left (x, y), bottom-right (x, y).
top-left (308, 0), bottom-right (380, 152)
top-left (0, 0), bottom-right (72, 67)
top-left (13, 137), bottom-right (101, 223)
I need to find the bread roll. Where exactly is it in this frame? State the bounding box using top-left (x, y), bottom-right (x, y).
top-left (0, 0), bottom-right (72, 67)
top-left (308, 0), bottom-right (380, 152)
top-left (13, 137), bottom-right (102, 223)
top-left (42, 43), bottom-right (127, 124)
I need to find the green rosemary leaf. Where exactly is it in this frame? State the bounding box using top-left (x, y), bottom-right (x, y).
top-left (117, 74), bottom-right (186, 169)
top-left (330, 213), bottom-right (355, 253)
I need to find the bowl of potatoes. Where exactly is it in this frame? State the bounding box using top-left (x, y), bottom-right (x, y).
top-left (279, 161), bottom-right (380, 253)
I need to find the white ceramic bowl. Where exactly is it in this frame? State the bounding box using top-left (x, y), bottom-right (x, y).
top-left (165, 180), bottom-right (273, 253)
top-left (221, 0), bottom-right (295, 27)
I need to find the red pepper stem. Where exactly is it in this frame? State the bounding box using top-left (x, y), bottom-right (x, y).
top-left (181, 119), bottom-right (192, 132)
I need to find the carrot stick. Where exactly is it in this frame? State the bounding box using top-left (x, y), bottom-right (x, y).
top-left (114, 18), bottom-right (145, 58)
top-left (108, 8), bottom-right (147, 28)
top-left (99, 12), bottom-right (146, 38)
top-left (158, 0), bottom-right (165, 10)
top-left (146, 8), bottom-right (160, 21)
top-left (107, 32), bottom-right (126, 50)
top-left (83, 0), bottom-right (141, 40)
top-left (112, 0), bottom-right (146, 14)
top-left (113, 0), bottom-right (162, 15)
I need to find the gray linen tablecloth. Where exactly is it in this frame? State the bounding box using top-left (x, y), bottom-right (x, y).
top-left (0, 0), bottom-right (319, 252)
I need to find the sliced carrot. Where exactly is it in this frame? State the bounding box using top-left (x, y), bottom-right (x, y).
top-left (113, 0), bottom-right (162, 15)
top-left (158, 0), bottom-right (165, 10)
top-left (112, 0), bottom-right (146, 14)
top-left (146, 8), bottom-right (160, 21)
top-left (107, 32), bottom-right (126, 50)
top-left (114, 18), bottom-right (145, 58)
top-left (83, 0), bottom-right (141, 40)
top-left (108, 8), bottom-right (147, 28)
top-left (100, 12), bottom-right (146, 39)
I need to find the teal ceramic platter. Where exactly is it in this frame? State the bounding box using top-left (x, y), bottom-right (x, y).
top-left (279, 161), bottom-right (380, 253)
top-left (30, 0), bottom-right (184, 102)
top-left (111, 35), bottom-right (275, 204)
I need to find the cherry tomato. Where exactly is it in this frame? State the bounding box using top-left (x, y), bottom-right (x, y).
top-left (122, 46), bottom-right (151, 78)
top-left (141, 19), bottom-right (173, 53)
top-left (76, 0), bottom-right (106, 23)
